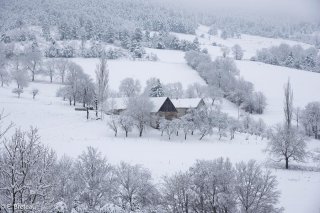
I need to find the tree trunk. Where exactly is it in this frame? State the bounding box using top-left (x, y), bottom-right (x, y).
top-left (86, 108), bottom-right (89, 120)
top-left (285, 157), bottom-right (289, 169)
top-left (185, 133), bottom-right (187, 140)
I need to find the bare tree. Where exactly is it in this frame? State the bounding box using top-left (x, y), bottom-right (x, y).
top-left (119, 78), bottom-right (141, 97)
top-left (164, 82), bottom-right (184, 99)
top-left (74, 147), bottom-right (113, 212)
top-left (44, 59), bottom-right (56, 83)
top-left (235, 160), bottom-right (282, 213)
top-left (24, 44), bottom-right (42, 81)
top-left (66, 62), bottom-right (84, 106)
top-left (0, 128), bottom-right (57, 213)
top-left (95, 57), bottom-right (109, 119)
top-left (162, 172), bottom-right (192, 213)
top-left (31, 88), bottom-right (39, 99)
top-left (266, 79), bottom-right (307, 169)
top-left (126, 96), bottom-right (153, 137)
top-left (11, 54), bottom-right (29, 89)
top-left (114, 162), bottom-right (159, 211)
top-left (12, 87), bottom-right (23, 98)
top-left (107, 114), bottom-right (119, 137)
top-left (55, 59), bottom-right (69, 84)
top-left (189, 158), bottom-right (237, 213)
top-left (267, 124), bottom-right (307, 169)
top-left (119, 113), bottom-right (134, 137)
top-left (232, 44), bottom-right (244, 60)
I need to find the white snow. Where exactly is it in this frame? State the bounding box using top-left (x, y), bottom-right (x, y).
top-left (171, 98), bottom-right (203, 108)
top-left (236, 60), bottom-right (320, 125)
top-left (173, 25), bottom-right (313, 60)
top-left (70, 58), bottom-right (206, 91)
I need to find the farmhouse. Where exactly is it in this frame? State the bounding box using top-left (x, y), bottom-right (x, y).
top-left (171, 98), bottom-right (205, 117)
top-left (105, 97), bottom-right (178, 119)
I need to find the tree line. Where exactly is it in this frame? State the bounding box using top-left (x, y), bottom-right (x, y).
top-left (0, 121), bottom-right (283, 213)
top-left (185, 50), bottom-right (267, 115)
top-left (254, 43), bottom-right (320, 72)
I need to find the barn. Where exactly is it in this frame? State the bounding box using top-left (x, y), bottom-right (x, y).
top-left (170, 98), bottom-right (205, 117)
top-left (105, 97), bottom-right (178, 118)
top-left (105, 97), bottom-right (178, 128)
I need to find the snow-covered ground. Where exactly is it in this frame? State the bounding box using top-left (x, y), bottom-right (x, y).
top-left (71, 58), bottom-right (205, 91)
top-left (1, 81), bottom-right (320, 213)
top-left (237, 60), bottom-right (320, 125)
top-left (173, 25), bottom-right (313, 60)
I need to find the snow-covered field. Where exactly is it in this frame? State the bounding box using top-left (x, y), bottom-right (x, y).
top-left (71, 58), bottom-right (205, 91)
top-left (1, 82), bottom-right (320, 213)
top-left (173, 25), bottom-right (313, 60)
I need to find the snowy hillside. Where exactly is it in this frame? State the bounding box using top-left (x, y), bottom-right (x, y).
top-left (71, 58), bottom-right (205, 91)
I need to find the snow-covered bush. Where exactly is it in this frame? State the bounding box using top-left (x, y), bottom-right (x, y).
top-left (12, 88), bottom-right (23, 98)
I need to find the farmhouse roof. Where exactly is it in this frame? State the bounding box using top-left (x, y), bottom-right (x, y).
top-left (171, 98), bottom-right (203, 109)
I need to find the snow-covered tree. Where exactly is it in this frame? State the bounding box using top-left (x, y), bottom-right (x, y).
top-left (0, 128), bottom-right (57, 213)
top-left (0, 45), bottom-right (10, 87)
top-left (107, 114), bottom-right (119, 137)
top-left (118, 113), bottom-right (134, 137)
top-left (150, 79), bottom-right (165, 97)
top-left (267, 124), bottom-right (307, 169)
top-left (74, 147), bottom-right (113, 212)
top-left (228, 117), bottom-right (241, 140)
top-left (163, 82), bottom-right (184, 99)
top-left (193, 106), bottom-right (215, 140)
top-left (119, 78), bottom-right (141, 97)
top-left (235, 160), bottom-right (282, 213)
top-left (12, 87), bottom-right (24, 98)
top-left (44, 59), bottom-right (56, 83)
top-left (31, 88), bottom-right (39, 99)
top-left (11, 54), bottom-right (29, 89)
top-left (232, 44), bottom-right (244, 60)
top-left (66, 62), bottom-right (84, 106)
top-left (24, 43), bottom-right (42, 81)
top-left (162, 171), bottom-right (192, 213)
top-left (126, 96), bottom-right (153, 137)
top-left (95, 57), bottom-right (109, 119)
top-left (114, 162), bottom-right (159, 211)
top-left (189, 158), bottom-right (237, 213)
top-left (159, 119), bottom-right (178, 140)
top-left (206, 85), bottom-right (223, 105)
top-left (53, 156), bottom-right (77, 211)
top-left (301, 102), bottom-right (320, 139)
top-left (55, 59), bottom-right (69, 84)
top-left (185, 83), bottom-right (207, 98)
top-left (215, 111), bottom-right (229, 140)
top-left (180, 114), bottom-right (195, 140)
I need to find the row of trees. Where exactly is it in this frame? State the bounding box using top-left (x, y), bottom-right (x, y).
top-left (0, 126), bottom-right (282, 213)
top-left (158, 107), bottom-right (268, 141)
top-left (255, 43), bottom-right (320, 72)
top-left (205, 14), bottom-right (320, 46)
top-left (185, 50), bottom-right (267, 115)
top-left (107, 94), bottom-right (267, 141)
